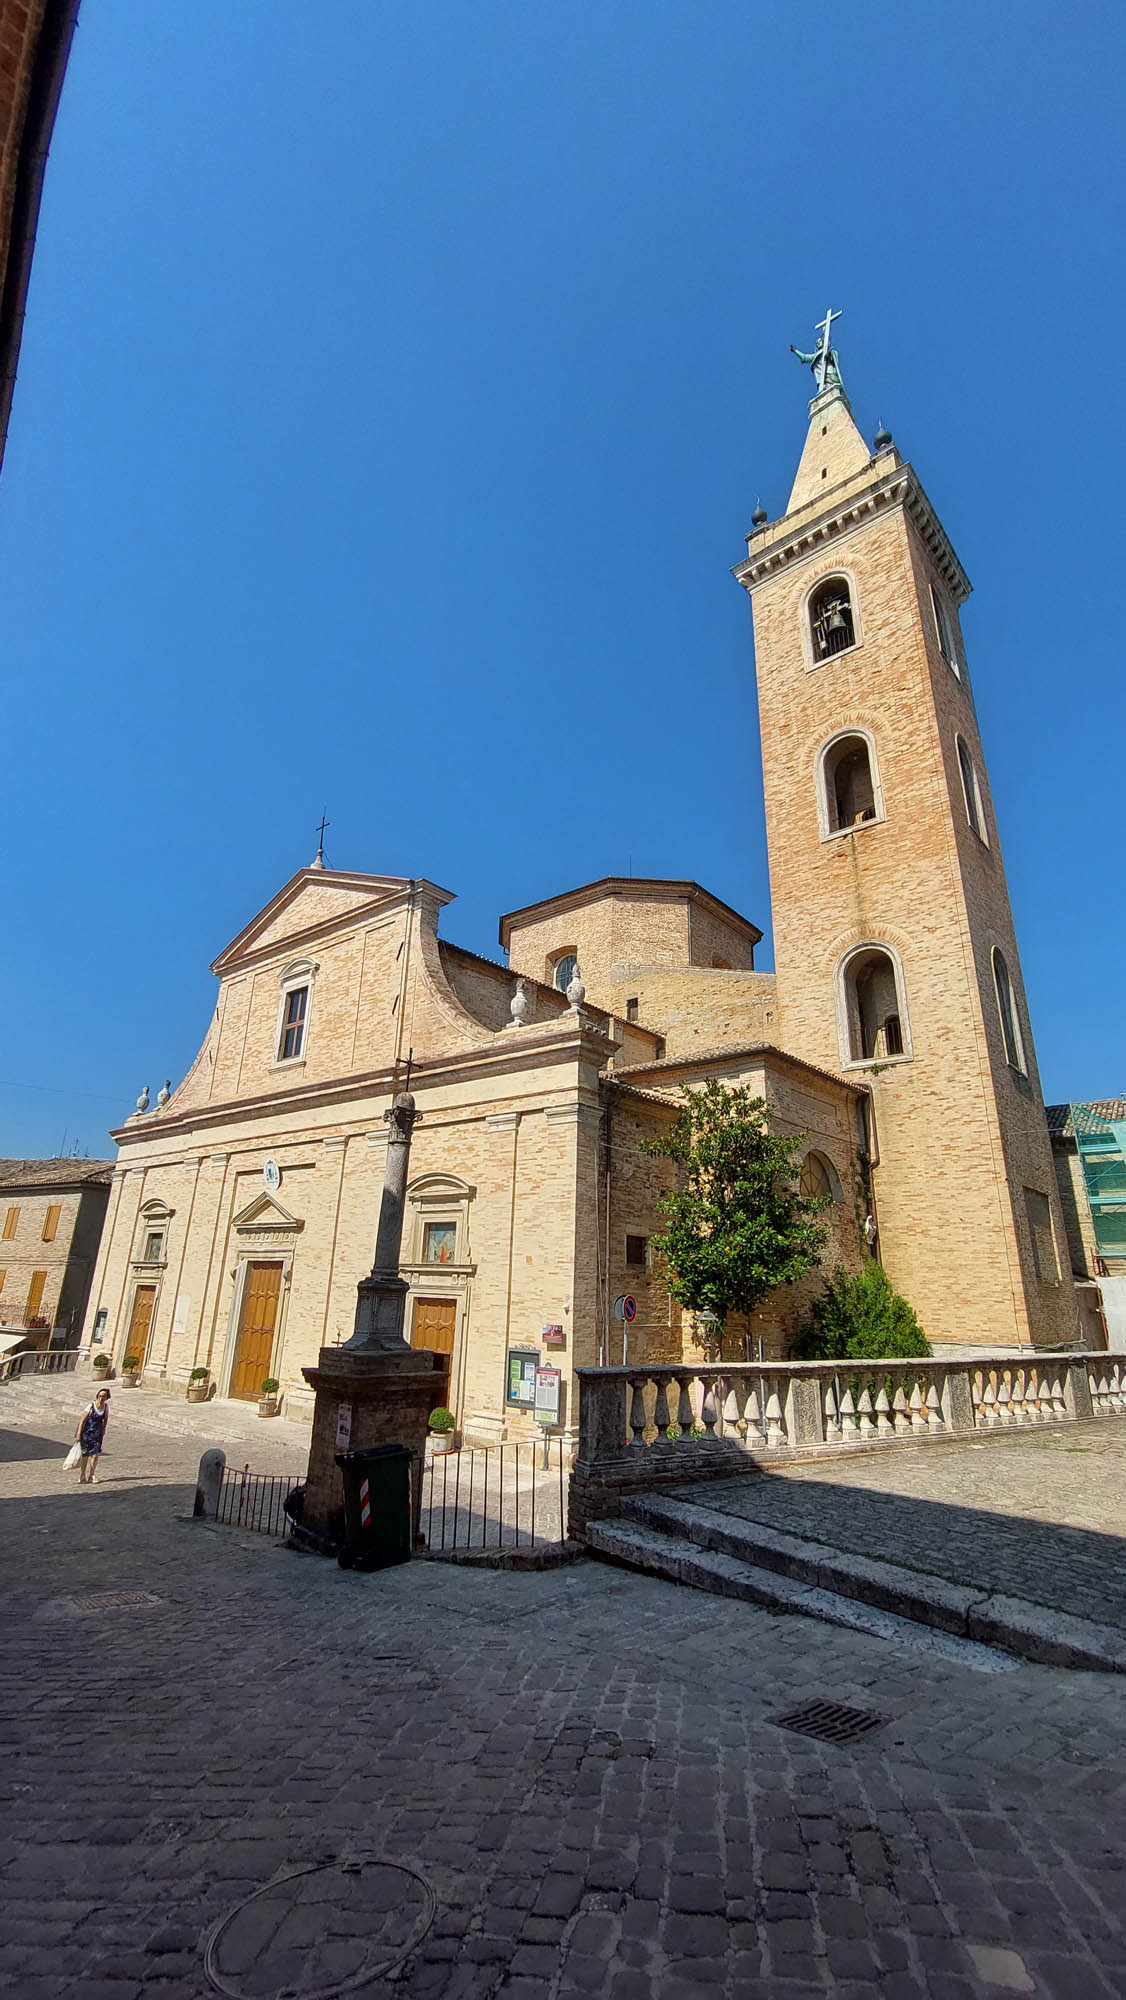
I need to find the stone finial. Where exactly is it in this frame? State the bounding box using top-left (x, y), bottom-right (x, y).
top-left (509, 978), bottom-right (531, 1028)
top-left (751, 500), bottom-right (768, 528)
top-left (873, 421), bottom-right (893, 452)
top-left (565, 965), bottom-right (586, 1014)
top-left (156, 1079), bottom-right (172, 1108)
top-left (135, 1084), bottom-right (150, 1114)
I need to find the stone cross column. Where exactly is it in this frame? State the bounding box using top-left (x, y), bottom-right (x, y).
top-left (342, 1090), bottom-right (418, 1354)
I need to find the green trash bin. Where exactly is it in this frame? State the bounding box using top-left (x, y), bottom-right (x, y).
top-left (335, 1443), bottom-right (413, 1572)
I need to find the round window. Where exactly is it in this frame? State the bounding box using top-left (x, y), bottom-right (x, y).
top-left (553, 955), bottom-right (578, 992)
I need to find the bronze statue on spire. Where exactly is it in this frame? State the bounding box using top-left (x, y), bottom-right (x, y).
top-left (791, 307), bottom-right (843, 394)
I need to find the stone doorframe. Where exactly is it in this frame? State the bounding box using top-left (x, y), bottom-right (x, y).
top-left (216, 1192), bottom-right (304, 1397)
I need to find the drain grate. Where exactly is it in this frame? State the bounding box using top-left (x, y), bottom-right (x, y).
top-left (70, 1590), bottom-right (163, 1613)
top-left (768, 1699), bottom-right (887, 1745)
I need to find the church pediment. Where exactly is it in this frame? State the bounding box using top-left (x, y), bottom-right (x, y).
top-left (232, 1191), bottom-right (304, 1234)
top-left (212, 868), bottom-right (420, 973)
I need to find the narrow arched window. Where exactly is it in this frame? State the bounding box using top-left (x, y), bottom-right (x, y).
top-left (840, 945), bottom-right (910, 1064)
top-left (821, 732), bottom-right (879, 835)
top-left (955, 735), bottom-right (986, 843)
top-left (809, 576), bottom-right (856, 659)
top-left (930, 584), bottom-right (961, 676)
top-left (992, 948), bottom-right (1027, 1073)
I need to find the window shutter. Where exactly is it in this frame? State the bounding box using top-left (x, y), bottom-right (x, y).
top-left (42, 1204), bottom-right (61, 1242)
top-left (2, 1206), bottom-right (18, 1240)
top-left (24, 1270), bottom-right (47, 1322)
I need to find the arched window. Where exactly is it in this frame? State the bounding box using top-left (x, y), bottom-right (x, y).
top-left (799, 1151), bottom-right (838, 1202)
top-left (809, 576), bottom-right (856, 660)
top-left (819, 731), bottom-right (880, 837)
top-left (930, 584), bottom-right (961, 676)
top-left (552, 953), bottom-right (578, 993)
top-left (839, 945), bottom-right (911, 1065)
top-left (992, 948), bottom-right (1027, 1073)
top-left (955, 735), bottom-right (986, 843)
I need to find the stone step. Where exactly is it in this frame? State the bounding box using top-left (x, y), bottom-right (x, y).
top-left (585, 1517), bottom-right (1017, 1674)
top-left (607, 1491), bottom-right (1126, 1674)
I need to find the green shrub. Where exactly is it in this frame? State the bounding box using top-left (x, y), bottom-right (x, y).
top-left (794, 1263), bottom-right (930, 1361)
top-left (428, 1407), bottom-right (456, 1433)
top-left (189, 1366), bottom-right (209, 1382)
top-left (123, 1354), bottom-right (141, 1371)
top-left (260, 1377), bottom-right (280, 1397)
top-left (92, 1353), bottom-right (110, 1369)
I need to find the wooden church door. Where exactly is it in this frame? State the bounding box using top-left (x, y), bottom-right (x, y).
top-left (230, 1263), bottom-right (282, 1400)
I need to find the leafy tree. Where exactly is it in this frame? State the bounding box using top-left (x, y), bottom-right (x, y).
top-left (794, 1261), bottom-right (930, 1361)
top-left (639, 1080), bottom-right (829, 1357)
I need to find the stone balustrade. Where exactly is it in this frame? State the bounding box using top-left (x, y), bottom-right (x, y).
top-left (570, 1353), bottom-right (1119, 1537)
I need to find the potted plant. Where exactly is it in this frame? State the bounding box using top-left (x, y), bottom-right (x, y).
top-left (187, 1366), bottom-right (210, 1404)
top-left (258, 1376), bottom-right (281, 1417)
top-left (122, 1353), bottom-right (142, 1386)
top-left (92, 1353), bottom-right (112, 1380)
top-left (427, 1407), bottom-right (457, 1455)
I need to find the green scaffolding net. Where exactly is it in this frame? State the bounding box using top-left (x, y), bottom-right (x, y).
top-left (1071, 1101), bottom-right (1126, 1264)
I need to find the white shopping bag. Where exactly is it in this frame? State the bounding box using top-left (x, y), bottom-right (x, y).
top-left (63, 1443), bottom-right (82, 1471)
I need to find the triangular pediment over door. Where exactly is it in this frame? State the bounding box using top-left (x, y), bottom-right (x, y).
top-left (232, 1192), bottom-right (304, 1235)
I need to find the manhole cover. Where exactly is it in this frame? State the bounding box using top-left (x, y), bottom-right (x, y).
top-left (70, 1590), bottom-right (163, 1613)
top-left (204, 1856), bottom-right (435, 2000)
top-left (768, 1699), bottom-right (887, 1746)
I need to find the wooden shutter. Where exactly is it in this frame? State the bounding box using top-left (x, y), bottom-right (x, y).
top-left (24, 1270), bottom-right (47, 1322)
top-left (42, 1204), bottom-right (61, 1242)
top-left (2, 1206), bottom-right (18, 1240)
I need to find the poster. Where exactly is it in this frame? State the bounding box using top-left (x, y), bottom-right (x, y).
top-left (534, 1365), bottom-right (561, 1426)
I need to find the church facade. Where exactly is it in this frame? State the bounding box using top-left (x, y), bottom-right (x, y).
top-left (81, 343), bottom-right (1078, 1435)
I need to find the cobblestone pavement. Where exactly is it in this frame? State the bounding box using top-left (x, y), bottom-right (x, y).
top-left (4, 1380), bottom-right (1126, 1998)
top-left (691, 1420), bottom-right (1126, 1632)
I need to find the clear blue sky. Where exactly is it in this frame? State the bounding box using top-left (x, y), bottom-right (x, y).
top-left (2, 1), bottom-right (1122, 1157)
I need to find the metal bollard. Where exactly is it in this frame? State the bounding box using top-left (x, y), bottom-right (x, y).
top-left (193, 1447), bottom-right (226, 1519)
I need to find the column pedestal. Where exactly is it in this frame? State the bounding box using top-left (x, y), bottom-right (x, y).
top-left (299, 1343), bottom-right (448, 1548)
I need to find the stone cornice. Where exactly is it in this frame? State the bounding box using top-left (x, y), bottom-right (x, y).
top-left (734, 462), bottom-right (971, 605)
top-left (109, 1020), bottom-right (617, 1151)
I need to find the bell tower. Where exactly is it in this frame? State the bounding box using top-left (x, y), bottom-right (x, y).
top-left (735, 317), bottom-right (1076, 1350)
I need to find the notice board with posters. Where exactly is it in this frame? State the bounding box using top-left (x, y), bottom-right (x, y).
top-left (505, 1344), bottom-right (540, 1408)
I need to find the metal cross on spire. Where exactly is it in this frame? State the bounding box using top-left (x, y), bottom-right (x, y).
top-left (312, 813), bottom-right (330, 868)
top-left (790, 308), bottom-right (844, 396)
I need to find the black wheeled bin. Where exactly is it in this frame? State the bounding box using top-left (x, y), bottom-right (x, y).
top-left (335, 1443), bottom-right (413, 1571)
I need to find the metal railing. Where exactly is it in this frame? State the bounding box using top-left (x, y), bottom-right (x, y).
top-left (419, 1438), bottom-right (567, 1554)
top-left (0, 1347), bottom-right (79, 1384)
top-left (213, 1462), bottom-right (302, 1538)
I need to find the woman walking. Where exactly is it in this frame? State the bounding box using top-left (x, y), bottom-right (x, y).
top-left (75, 1386), bottom-right (111, 1483)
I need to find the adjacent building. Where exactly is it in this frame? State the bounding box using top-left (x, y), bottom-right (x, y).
top-left (0, 1157), bottom-right (113, 1348)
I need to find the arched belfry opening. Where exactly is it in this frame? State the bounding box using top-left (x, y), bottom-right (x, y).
top-left (840, 946), bottom-right (908, 1063)
top-left (821, 732), bottom-right (877, 834)
top-left (809, 576), bottom-right (855, 659)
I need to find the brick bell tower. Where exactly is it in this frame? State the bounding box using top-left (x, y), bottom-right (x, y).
top-left (734, 313), bottom-right (1076, 1351)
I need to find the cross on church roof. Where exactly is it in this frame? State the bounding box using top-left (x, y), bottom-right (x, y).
top-left (790, 308), bottom-right (844, 396)
top-left (312, 814), bottom-right (330, 869)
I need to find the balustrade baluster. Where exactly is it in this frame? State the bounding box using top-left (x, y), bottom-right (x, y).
top-left (628, 1379), bottom-right (647, 1445)
top-left (653, 1379), bottom-right (671, 1439)
top-left (858, 1385), bottom-right (876, 1438)
top-left (744, 1386), bottom-right (762, 1441)
top-left (764, 1390), bottom-right (785, 1448)
top-left (909, 1382), bottom-right (926, 1433)
top-left (995, 1374), bottom-right (1012, 1425)
top-left (925, 1381), bottom-right (943, 1431)
top-left (823, 1381), bottom-right (840, 1442)
top-left (1051, 1375), bottom-right (1067, 1420)
top-left (875, 1386), bottom-right (893, 1436)
top-left (701, 1382), bottom-right (719, 1436)
top-left (1111, 1365), bottom-right (1126, 1413)
top-left (722, 1385), bottom-right (741, 1435)
top-left (892, 1385), bottom-right (911, 1435)
top-left (1013, 1370), bottom-right (1031, 1424)
top-left (839, 1385), bottom-right (859, 1442)
top-left (979, 1377), bottom-right (995, 1428)
top-left (676, 1376), bottom-right (694, 1433)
